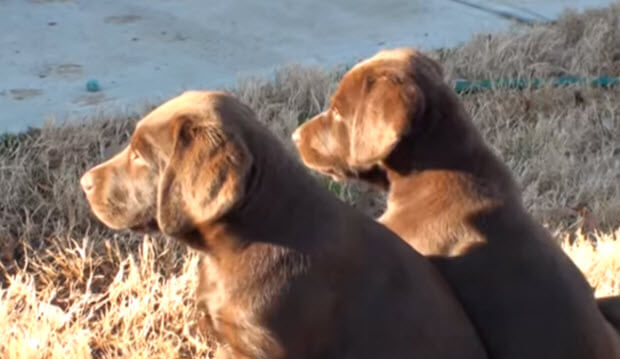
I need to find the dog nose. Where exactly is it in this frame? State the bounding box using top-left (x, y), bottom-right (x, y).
top-left (291, 128), bottom-right (301, 144)
top-left (80, 172), bottom-right (95, 193)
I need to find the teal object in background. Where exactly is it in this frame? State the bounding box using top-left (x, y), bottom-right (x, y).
top-left (454, 76), bottom-right (619, 94)
top-left (86, 79), bottom-right (101, 92)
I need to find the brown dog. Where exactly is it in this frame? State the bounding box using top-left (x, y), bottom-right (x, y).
top-left (80, 91), bottom-right (487, 359)
top-left (293, 48), bottom-right (620, 358)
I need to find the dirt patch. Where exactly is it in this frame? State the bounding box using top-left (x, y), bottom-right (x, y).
top-left (72, 92), bottom-right (108, 106)
top-left (55, 63), bottom-right (83, 77)
top-left (104, 15), bottom-right (142, 24)
top-left (7, 88), bottom-right (44, 100)
top-left (38, 63), bottom-right (84, 79)
top-left (29, 0), bottom-right (72, 3)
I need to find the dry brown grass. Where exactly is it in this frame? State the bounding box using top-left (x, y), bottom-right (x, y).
top-left (1, 4), bottom-right (619, 358)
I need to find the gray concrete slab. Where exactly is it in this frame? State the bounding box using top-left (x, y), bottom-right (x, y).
top-left (0, 0), bottom-right (614, 132)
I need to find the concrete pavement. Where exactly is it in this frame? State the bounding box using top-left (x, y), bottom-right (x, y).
top-left (0, 0), bottom-right (614, 132)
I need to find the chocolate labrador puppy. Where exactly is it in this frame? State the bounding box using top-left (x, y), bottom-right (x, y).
top-left (293, 48), bottom-right (620, 358)
top-left (81, 91), bottom-right (486, 359)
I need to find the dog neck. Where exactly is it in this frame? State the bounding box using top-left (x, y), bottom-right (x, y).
top-left (196, 148), bottom-right (352, 261)
top-left (378, 107), bottom-right (531, 254)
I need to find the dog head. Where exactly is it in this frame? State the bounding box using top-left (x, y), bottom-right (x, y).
top-left (292, 48), bottom-right (446, 186)
top-left (80, 91), bottom-right (254, 249)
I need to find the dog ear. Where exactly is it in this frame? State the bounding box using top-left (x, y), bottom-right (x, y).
top-left (293, 111), bottom-right (351, 177)
top-left (156, 115), bottom-right (252, 244)
top-left (348, 72), bottom-right (424, 167)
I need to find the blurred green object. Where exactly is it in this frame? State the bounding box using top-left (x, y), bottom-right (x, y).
top-left (454, 76), bottom-right (620, 94)
top-left (86, 79), bottom-right (101, 92)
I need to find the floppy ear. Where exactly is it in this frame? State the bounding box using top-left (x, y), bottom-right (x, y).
top-left (349, 73), bottom-right (423, 167)
top-left (293, 111), bottom-right (352, 177)
top-left (156, 116), bottom-right (252, 244)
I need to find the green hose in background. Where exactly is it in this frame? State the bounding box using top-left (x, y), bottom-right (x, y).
top-left (454, 76), bottom-right (620, 94)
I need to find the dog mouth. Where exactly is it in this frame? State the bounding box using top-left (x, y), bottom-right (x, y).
top-left (352, 165), bottom-right (390, 191)
top-left (323, 167), bottom-right (355, 182)
top-left (327, 171), bottom-right (347, 182)
top-left (129, 218), bottom-right (160, 233)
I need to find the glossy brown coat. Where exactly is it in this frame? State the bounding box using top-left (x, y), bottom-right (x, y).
top-left (81, 91), bottom-right (486, 359)
top-left (293, 48), bottom-right (620, 359)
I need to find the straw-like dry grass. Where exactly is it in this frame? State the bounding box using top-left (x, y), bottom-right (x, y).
top-left (1, 4), bottom-right (619, 358)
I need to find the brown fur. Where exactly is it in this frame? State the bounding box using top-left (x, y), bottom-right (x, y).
top-left (81, 91), bottom-right (487, 359)
top-left (293, 48), bottom-right (620, 358)
top-left (600, 296), bottom-right (620, 336)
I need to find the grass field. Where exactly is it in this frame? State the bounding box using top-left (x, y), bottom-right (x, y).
top-left (1, 4), bottom-right (620, 358)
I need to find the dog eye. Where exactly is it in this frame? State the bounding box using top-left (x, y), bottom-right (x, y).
top-left (332, 108), bottom-right (343, 122)
top-left (130, 151), bottom-right (140, 160)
